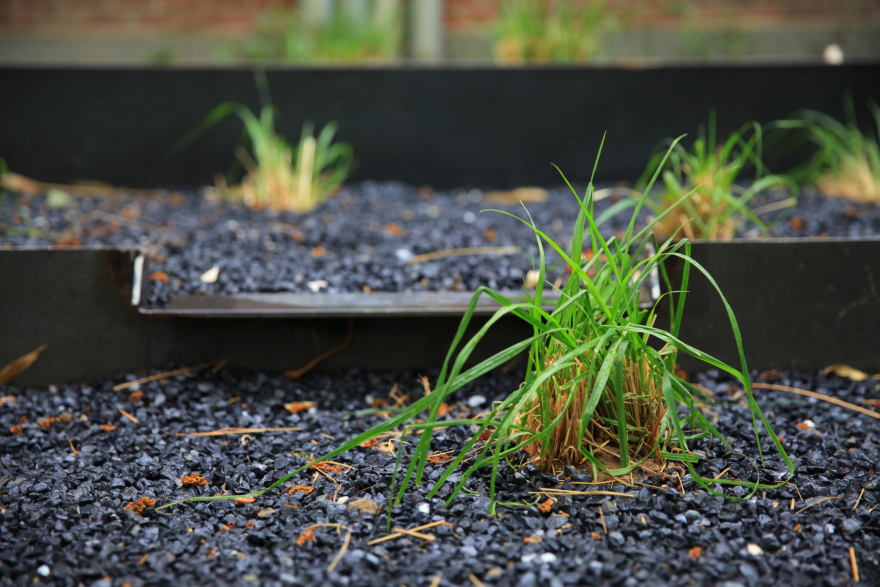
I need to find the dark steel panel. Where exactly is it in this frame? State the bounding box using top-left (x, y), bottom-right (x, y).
top-left (664, 238), bottom-right (880, 373)
top-left (0, 64), bottom-right (878, 189)
top-left (0, 248), bottom-right (533, 386)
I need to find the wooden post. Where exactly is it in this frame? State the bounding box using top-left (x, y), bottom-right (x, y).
top-left (340, 0), bottom-right (368, 20)
top-left (411, 0), bottom-right (444, 61)
top-left (301, 0), bottom-right (331, 27)
top-left (375, 0), bottom-right (400, 29)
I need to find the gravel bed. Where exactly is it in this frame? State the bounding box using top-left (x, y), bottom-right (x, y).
top-left (2, 366), bottom-right (878, 586)
top-left (2, 182), bottom-right (879, 306)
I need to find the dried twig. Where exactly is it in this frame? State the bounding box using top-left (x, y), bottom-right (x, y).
top-left (113, 360), bottom-right (224, 392)
top-left (850, 546), bottom-right (860, 582)
top-left (327, 528), bottom-right (351, 573)
top-left (176, 426), bottom-right (303, 437)
top-left (119, 409), bottom-right (138, 424)
top-left (795, 495), bottom-right (842, 514)
top-left (406, 246), bottom-right (522, 266)
top-left (529, 489), bottom-right (635, 498)
top-left (854, 487), bottom-right (865, 510)
top-left (751, 382), bottom-right (880, 420)
top-left (392, 527), bottom-right (436, 541)
top-left (367, 520), bottom-right (447, 546)
top-left (2, 172), bottom-right (165, 199)
top-left (285, 319), bottom-right (354, 380)
top-left (0, 344), bottom-right (48, 386)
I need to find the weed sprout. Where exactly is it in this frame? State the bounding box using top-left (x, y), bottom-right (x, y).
top-left (171, 73), bottom-right (353, 213)
top-left (637, 113), bottom-right (796, 240)
top-left (774, 101), bottom-right (880, 203)
top-left (161, 136), bottom-right (793, 517)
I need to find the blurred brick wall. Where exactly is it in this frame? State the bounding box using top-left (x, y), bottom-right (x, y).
top-left (1, 0), bottom-right (878, 35)
top-left (0, 0), bottom-right (294, 34)
top-left (445, 0), bottom-right (880, 31)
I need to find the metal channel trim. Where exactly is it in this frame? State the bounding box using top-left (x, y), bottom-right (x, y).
top-left (138, 290), bottom-right (562, 318)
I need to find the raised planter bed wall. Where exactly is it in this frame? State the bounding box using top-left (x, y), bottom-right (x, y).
top-left (1, 64), bottom-right (879, 188)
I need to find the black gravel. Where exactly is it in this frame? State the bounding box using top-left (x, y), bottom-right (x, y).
top-left (2, 182), bottom-right (879, 306)
top-left (2, 366), bottom-right (878, 586)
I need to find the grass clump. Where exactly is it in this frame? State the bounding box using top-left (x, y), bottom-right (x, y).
top-left (161, 136), bottom-right (792, 516)
top-left (245, 1), bottom-right (402, 65)
top-left (638, 114), bottom-right (796, 240)
top-left (774, 101), bottom-right (880, 203)
top-left (173, 74), bottom-right (353, 213)
top-left (493, 0), bottom-right (610, 65)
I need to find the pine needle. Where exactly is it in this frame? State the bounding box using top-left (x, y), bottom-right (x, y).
top-left (751, 382), bottom-right (880, 420)
top-left (326, 528), bottom-right (351, 573)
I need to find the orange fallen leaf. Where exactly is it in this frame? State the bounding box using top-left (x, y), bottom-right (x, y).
top-left (284, 401), bottom-right (316, 415)
top-left (385, 222), bottom-right (401, 236)
top-left (537, 499), bottom-right (553, 514)
top-left (426, 452), bottom-right (452, 465)
top-left (296, 526), bottom-right (316, 546)
top-left (0, 344), bottom-right (48, 386)
top-left (288, 484), bottom-right (315, 497)
top-left (796, 420), bottom-right (816, 430)
top-left (180, 473), bottom-right (209, 487)
top-left (0, 395), bottom-right (16, 408)
top-left (222, 523), bottom-right (236, 530)
top-left (129, 390), bottom-right (144, 403)
top-left (437, 402), bottom-right (452, 417)
top-left (122, 496), bottom-right (156, 514)
top-left (483, 187), bottom-right (548, 204)
top-left (591, 532), bottom-right (602, 540)
top-left (308, 462), bottom-right (343, 474)
top-left (790, 216), bottom-right (805, 231)
top-left (99, 423), bottom-right (118, 432)
top-left (150, 271), bottom-right (170, 283)
top-left (823, 364), bottom-right (869, 381)
top-left (206, 549), bottom-right (217, 558)
top-left (55, 235), bottom-right (81, 247)
top-left (688, 546), bottom-right (703, 558)
top-left (296, 528), bottom-right (315, 546)
top-left (485, 228), bottom-right (497, 242)
top-left (310, 246), bottom-right (327, 258)
top-left (523, 535), bottom-right (542, 544)
top-left (245, 520), bottom-right (257, 528)
top-left (234, 497), bottom-right (256, 504)
top-left (376, 440), bottom-right (396, 455)
top-left (37, 416), bottom-right (55, 428)
top-left (10, 415), bottom-right (26, 435)
top-left (359, 438), bottom-right (378, 449)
